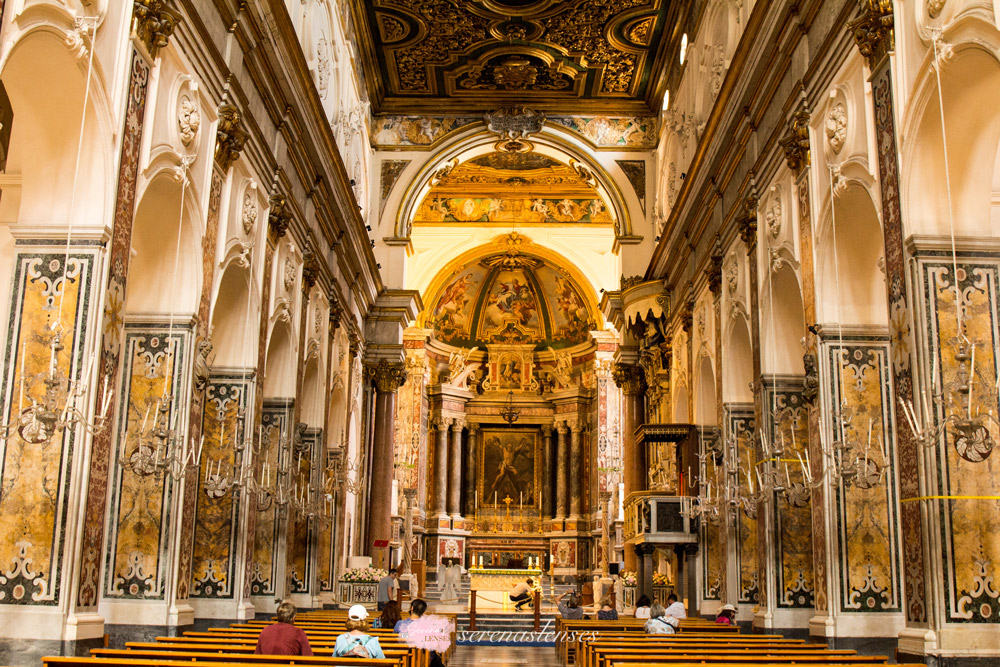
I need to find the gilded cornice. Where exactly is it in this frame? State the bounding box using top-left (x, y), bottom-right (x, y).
top-left (848, 0), bottom-right (894, 73)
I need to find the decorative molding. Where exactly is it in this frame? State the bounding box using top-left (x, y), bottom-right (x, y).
top-left (132, 0), bottom-right (180, 60)
top-left (848, 0), bottom-right (894, 72)
top-left (215, 102), bottom-right (248, 171)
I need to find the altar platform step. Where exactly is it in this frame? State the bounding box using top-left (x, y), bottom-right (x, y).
top-left (455, 612), bottom-right (560, 647)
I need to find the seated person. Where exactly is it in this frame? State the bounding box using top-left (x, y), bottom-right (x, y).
top-left (255, 600), bottom-right (312, 655)
top-left (510, 578), bottom-right (534, 611)
top-left (633, 594), bottom-right (652, 619)
top-left (596, 595), bottom-right (618, 620)
top-left (715, 603), bottom-right (736, 625)
top-left (395, 597), bottom-right (427, 634)
top-left (333, 605), bottom-right (386, 658)
top-left (557, 591), bottom-right (584, 619)
top-left (664, 592), bottom-right (687, 620)
top-left (644, 603), bottom-right (679, 634)
top-left (374, 600), bottom-right (402, 629)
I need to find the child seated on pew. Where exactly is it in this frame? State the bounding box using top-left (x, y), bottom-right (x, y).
top-left (644, 603), bottom-right (679, 635)
top-left (334, 605), bottom-right (387, 659)
top-left (255, 600), bottom-right (313, 656)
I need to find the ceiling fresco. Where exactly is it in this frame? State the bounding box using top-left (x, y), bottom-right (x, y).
top-left (426, 251), bottom-right (598, 349)
top-left (351, 0), bottom-right (680, 114)
top-left (412, 151), bottom-right (613, 224)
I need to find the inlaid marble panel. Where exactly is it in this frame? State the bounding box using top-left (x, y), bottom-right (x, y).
top-left (250, 400), bottom-right (292, 596)
top-left (726, 408), bottom-right (757, 604)
top-left (0, 247), bottom-right (98, 605)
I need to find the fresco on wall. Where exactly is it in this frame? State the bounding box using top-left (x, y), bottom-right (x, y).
top-left (412, 152), bottom-right (612, 225)
top-left (921, 258), bottom-right (1000, 624)
top-left (825, 340), bottom-right (902, 613)
top-left (427, 253), bottom-right (597, 350)
top-left (372, 115), bottom-right (481, 148)
top-left (0, 249), bottom-right (96, 605)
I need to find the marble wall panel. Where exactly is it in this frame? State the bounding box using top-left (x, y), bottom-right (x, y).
top-left (701, 429), bottom-right (724, 601)
top-left (0, 247), bottom-right (98, 605)
top-left (918, 257), bottom-right (1000, 623)
top-left (190, 373), bottom-right (252, 598)
top-left (727, 408), bottom-right (758, 604)
top-left (103, 324), bottom-right (192, 599)
top-left (822, 338), bottom-right (902, 614)
top-left (250, 400), bottom-right (292, 596)
top-left (288, 427), bottom-right (321, 594)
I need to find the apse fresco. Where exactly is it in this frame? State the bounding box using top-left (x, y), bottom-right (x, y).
top-left (428, 253), bottom-right (596, 349)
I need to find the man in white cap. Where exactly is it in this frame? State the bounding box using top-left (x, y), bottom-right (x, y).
top-left (333, 605), bottom-right (385, 658)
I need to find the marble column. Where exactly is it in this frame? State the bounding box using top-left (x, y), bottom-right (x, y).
top-left (448, 421), bottom-right (464, 519)
top-left (568, 421), bottom-right (583, 519)
top-left (613, 363), bottom-right (646, 571)
top-left (542, 426), bottom-right (555, 519)
top-left (555, 422), bottom-right (569, 519)
top-left (364, 359), bottom-right (406, 568)
top-left (638, 543), bottom-right (655, 600)
top-left (433, 418), bottom-right (450, 517)
top-left (464, 424), bottom-right (479, 517)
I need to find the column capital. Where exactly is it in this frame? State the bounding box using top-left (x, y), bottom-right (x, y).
top-left (432, 416), bottom-right (453, 431)
top-left (467, 422), bottom-right (480, 435)
top-left (737, 193), bottom-right (758, 251)
top-left (365, 359), bottom-right (406, 393)
top-left (848, 0), bottom-right (894, 72)
top-left (541, 424), bottom-right (554, 437)
top-left (556, 422), bottom-right (569, 435)
top-left (779, 101), bottom-right (811, 174)
top-left (215, 101), bottom-right (248, 171)
top-left (301, 245), bottom-right (320, 295)
top-left (267, 191), bottom-right (293, 244)
top-left (612, 362), bottom-right (646, 395)
top-left (133, 0), bottom-right (180, 60)
top-left (706, 250), bottom-right (723, 295)
top-left (450, 420), bottom-right (465, 433)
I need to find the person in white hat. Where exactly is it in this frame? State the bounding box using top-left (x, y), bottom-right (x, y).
top-left (333, 605), bottom-right (386, 658)
top-left (715, 603), bottom-right (737, 625)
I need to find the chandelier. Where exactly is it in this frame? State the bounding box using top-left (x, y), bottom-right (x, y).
top-left (500, 390), bottom-right (520, 424)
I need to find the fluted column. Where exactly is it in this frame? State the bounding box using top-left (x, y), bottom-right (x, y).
top-left (464, 424), bottom-right (479, 516)
top-left (448, 421), bottom-right (464, 518)
top-left (433, 418), bottom-right (451, 517)
top-left (364, 359), bottom-right (407, 567)
top-left (613, 362), bottom-right (646, 571)
top-left (568, 420), bottom-right (583, 519)
top-left (542, 425), bottom-right (555, 519)
top-left (555, 422), bottom-right (569, 519)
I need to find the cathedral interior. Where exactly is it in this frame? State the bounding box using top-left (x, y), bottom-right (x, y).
top-left (0, 0), bottom-right (999, 665)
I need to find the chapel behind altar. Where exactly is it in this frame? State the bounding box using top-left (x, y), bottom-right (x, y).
top-left (0, 1), bottom-right (999, 666)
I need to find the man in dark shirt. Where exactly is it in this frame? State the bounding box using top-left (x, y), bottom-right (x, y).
top-left (255, 600), bottom-right (313, 656)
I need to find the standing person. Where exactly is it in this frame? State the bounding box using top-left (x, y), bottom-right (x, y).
top-left (374, 600), bottom-right (402, 629)
top-left (597, 595), bottom-right (618, 620)
top-left (633, 594), bottom-right (652, 619)
top-left (664, 593), bottom-right (687, 621)
top-left (334, 605), bottom-right (386, 658)
top-left (254, 600), bottom-right (313, 655)
top-left (509, 578), bottom-right (533, 611)
top-left (644, 603), bottom-right (678, 634)
top-left (377, 567), bottom-right (399, 611)
top-left (557, 591), bottom-right (584, 619)
top-left (715, 603), bottom-right (736, 625)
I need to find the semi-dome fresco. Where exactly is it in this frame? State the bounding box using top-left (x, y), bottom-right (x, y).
top-left (412, 151), bottom-right (613, 225)
top-left (425, 244), bottom-right (598, 349)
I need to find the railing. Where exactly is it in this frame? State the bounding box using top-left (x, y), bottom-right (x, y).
top-left (623, 493), bottom-right (699, 543)
top-left (469, 589), bottom-right (541, 631)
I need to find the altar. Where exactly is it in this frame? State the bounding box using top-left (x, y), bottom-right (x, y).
top-left (468, 567), bottom-right (543, 609)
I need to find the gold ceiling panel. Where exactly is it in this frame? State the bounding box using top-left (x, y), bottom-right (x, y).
top-left (351, 0), bottom-right (680, 114)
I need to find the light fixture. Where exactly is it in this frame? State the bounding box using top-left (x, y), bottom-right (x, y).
top-left (500, 390), bottom-right (520, 425)
top-left (679, 33), bottom-right (688, 65)
top-left (662, 89), bottom-right (670, 111)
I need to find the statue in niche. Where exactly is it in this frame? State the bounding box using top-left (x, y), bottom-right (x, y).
top-left (193, 338), bottom-right (214, 393)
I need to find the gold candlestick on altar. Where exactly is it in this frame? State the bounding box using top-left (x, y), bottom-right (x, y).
top-left (502, 495), bottom-right (514, 532)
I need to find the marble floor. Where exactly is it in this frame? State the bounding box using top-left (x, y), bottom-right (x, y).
top-left (449, 644), bottom-right (559, 666)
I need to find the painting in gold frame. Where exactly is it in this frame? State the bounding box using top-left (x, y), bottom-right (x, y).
top-left (478, 428), bottom-right (540, 510)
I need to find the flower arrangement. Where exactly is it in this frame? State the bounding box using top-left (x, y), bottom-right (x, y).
top-left (341, 567), bottom-right (387, 583)
top-left (652, 572), bottom-right (670, 586)
top-left (620, 570), bottom-right (637, 586)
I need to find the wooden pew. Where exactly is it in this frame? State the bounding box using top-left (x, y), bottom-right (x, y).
top-left (43, 659), bottom-right (398, 667)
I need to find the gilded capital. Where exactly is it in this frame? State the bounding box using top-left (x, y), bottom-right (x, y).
top-left (267, 193), bottom-right (292, 243)
top-left (133, 0), bottom-right (180, 60)
top-left (612, 362), bottom-right (646, 395)
top-left (848, 0), bottom-right (894, 72)
top-left (365, 359), bottom-right (407, 393)
top-left (737, 193), bottom-right (759, 251)
top-left (215, 102), bottom-right (248, 171)
top-left (301, 247), bottom-right (320, 294)
top-left (706, 251), bottom-right (723, 295)
top-left (779, 106), bottom-right (811, 173)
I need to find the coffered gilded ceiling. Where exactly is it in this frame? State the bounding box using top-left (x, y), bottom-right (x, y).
top-left (350, 0), bottom-right (683, 115)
